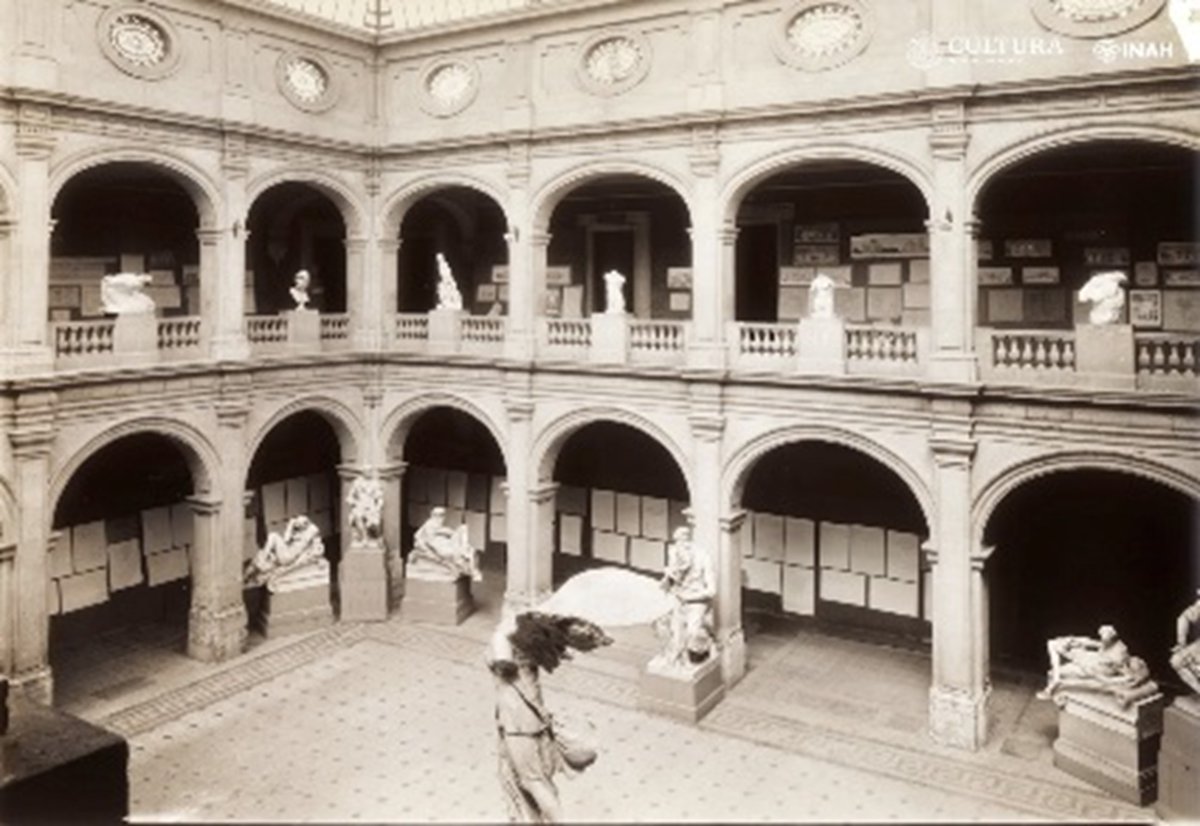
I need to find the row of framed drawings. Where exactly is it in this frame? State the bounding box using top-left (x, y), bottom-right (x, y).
top-left (979, 286), bottom-right (1199, 331)
top-left (978, 264), bottom-right (1200, 288)
top-left (974, 240), bottom-right (1200, 267)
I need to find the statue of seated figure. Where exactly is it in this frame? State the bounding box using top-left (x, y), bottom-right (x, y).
top-left (408, 506), bottom-right (481, 582)
top-left (245, 514), bottom-right (328, 590)
top-left (1037, 624), bottom-right (1156, 708)
top-left (656, 524), bottom-right (716, 670)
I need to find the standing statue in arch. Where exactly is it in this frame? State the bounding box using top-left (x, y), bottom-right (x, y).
top-left (346, 470), bottom-right (384, 546)
top-left (808, 272), bottom-right (837, 320)
top-left (435, 253), bottom-right (464, 311)
top-left (1078, 270), bottom-right (1127, 325)
top-left (603, 270), bottom-right (626, 315)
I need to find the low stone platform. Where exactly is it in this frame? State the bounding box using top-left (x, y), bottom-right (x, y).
top-left (637, 655), bottom-right (724, 723)
top-left (1157, 698), bottom-right (1200, 821)
top-left (339, 541), bottom-right (388, 622)
top-left (400, 575), bottom-right (473, 625)
top-left (262, 570), bottom-right (335, 638)
top-left (1052, 688), bottom-right (1164, 805)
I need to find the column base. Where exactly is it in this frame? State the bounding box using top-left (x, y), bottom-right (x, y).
top-left (719, 627), bottom-right (746, 687)
top-left (928, 684), bottom-right (990, 751)
top-left (339, 540), bottom-right (388, 622)
top-left (350, 330), bottom-right (382, 352)
top-left (10, 666), bottom-right (54, 706)
top-left (187, 604), bottom-right (248, 662)
top-left (638, 655), bottom-right (725, 723)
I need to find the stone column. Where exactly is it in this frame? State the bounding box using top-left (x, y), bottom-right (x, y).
top-left (378, 461), bottom-right (407, 610)
top-left (717, 510), bottom-right (747, 684)
top-left (186, 494), bottom-right (247, 661)
top-left (213, 141), bottom-right (250, 360)
top-left (503, 399), bottom-right (548, 612)
top-left (927, 408), bottom-right (988, 750)
top-left (687, 128), bottom-right (726, 370)
top-left (10, 103), bottom-right (54, 373)
top-left (379, 238), bottom-right (401, 347)
top-left (345, 235), bottom-right (370, 348)
top-left (506, 229), bottom-right (549, 360)
top-left (195, 227), bottom-right (222, 353)
top-left (927, 102), bottom-right (977, 383)
top-left (8, 392), bottom-right (55, 702)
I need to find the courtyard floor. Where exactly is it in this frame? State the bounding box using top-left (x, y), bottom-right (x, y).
top-left (50, 570), bottom-right (1152, 823)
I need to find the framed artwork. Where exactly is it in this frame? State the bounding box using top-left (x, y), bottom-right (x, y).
top-left (908, 259), bottom-right (930, 284)
top-left (48, 285), bottom-right (81, 309)
top-left (545, 266), bottom-right (572, 286)
top-left (1133, 261), bottom-right (1158, 287)
top-left (1083, 247), bottom-right (1130, 267)
top-left (1004, 239), bottom-right (1052, 258)
top-left (1164, 269), bottom-right (1200, 287)
top-left (867, 262), bottom-right (902, 286)
top-left (779, 266), bottom-right (814, 286)
top-left (793, 222), bottom-right (839, 243)
top-left (849, 233), bottom-right (929, 259)
top-left (1128, 290), bottom-right (1162, 328)
top-left (492, 265), bottom-right (509, 284)
top-left (476, 284), bottom-right (497, 303)
top-left (822, 265), bottom-right (853, 286)
top-left (792, 244), bottom-right (840, 266)
top-left (668, 291), bottom-right (691, 312)
top-left (561, 285), bottom-right (584, 318)
top-left (1158, 242), bottom-right (1200, 266)
top-left (978, 266), bottom-right (1014, 286)
top-left (977, 239), bottom-right (994, 260)
top-left (544, 288), bottom-right (563, 315)
top-left (497, 285), bottom-right (510, 302)
top-left (148, 250), bottom-right (176, 269)
top-left (666, 267), bottom-right (692, 289)
top-left (1022, 266), bottom-right (1060, 285)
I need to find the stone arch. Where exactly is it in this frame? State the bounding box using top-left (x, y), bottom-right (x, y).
top-left (530, 160), bottom-right (694, 232)
top-left (381, 392), bottom-right (510, 468)
top-left (380, 173), bottom-right (511, 240)
top-left (47, 416), bottom-right (221, 520)
top-left (973, 450), bottom-right (1200, 549)
top-left (532, 406), bottom-right (694, 498)
top-left (967, 123), bottom-right (1200, 213)
top-left (720, 143), bottom-right (935, 226)
top-left (246, 396), bottom-right (366, 467)
top-left (245, 166), bottom-right (367, 238)
top-left (49, 145), bottom-right (222, 228)
top-left (722, 424), bottom-right (934, 538)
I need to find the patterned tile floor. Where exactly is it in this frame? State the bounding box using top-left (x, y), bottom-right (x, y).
top-left (50, 572), bottom-right (1151, 823)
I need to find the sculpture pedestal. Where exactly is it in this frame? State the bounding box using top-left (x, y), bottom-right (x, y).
top-left (401, 574), bottom-right (473, 625)
top-left (428, 308), bottom-right (464, 354)
top-left (1074, 324), bottom-right (1135, 388)
top-left (261, 567), bottom-right (334, 638)
top-left (112, 312), bottom-right (158, 362)
top-left (1157, 698), bottom-right (1200, 822)
top-left (338, 540), bottom-right (388, 622)
top-left (590, 313), bottom-right (629, 364)
top-left (796, 317), bottom-right (846, 375)
top-left (637, 655), bottom-right (724, 723)
top-left (1052, 688), bottom-right (1164, 805)
top-left (285, 308), bottom-right (320, 349)
top-left (386, 548), bottom-right (406, 612)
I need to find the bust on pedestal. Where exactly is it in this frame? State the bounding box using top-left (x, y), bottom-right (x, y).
top-left (1159, 591), bottom-right (1200, 821)
top-left (244, 514), bottom-right (334, 637)
top-left (638, 523), bottom-right (725, 722)
top-left (1074, 271), bottom-right (1135, 387)
top-left (285, 269), bottom-right (320, 347)
top-left (402, 507), bottom-right (479, 625)
top-left (590, 270), bottom-right (630, 364)
top-left (796, 272), bottom-right (846, 374)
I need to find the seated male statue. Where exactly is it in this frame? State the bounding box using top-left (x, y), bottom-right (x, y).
top-left (245, 514), bottom-right (328, 589)
top-left (408, 506), bottom-right (481, 582)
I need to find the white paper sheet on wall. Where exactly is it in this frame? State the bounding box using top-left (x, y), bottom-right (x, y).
top-left (782, 564), bottom-right (815, 615)
top-left (752, 513), bottom-right (785, 561)
top-left (641, 497), bottom-right (669, 540)
top-left (615, 493), bottom-right (640, 536)
top-left (464, 510), bottom-right (487, 549)
top-left (668, 500), bottom-right (689, 533)
top-left (108, 540), bottom-right (145, 591)
top-left (591, 530), bottom-right (627, 564)
top-left (489, 513), bottom-right (507, 543)
top-left (49, 535), bottom-right (74, 578)
top-left (170, 502), bottom-right (193, 549)
top-left (784, 518), bottom-right (815, 567)
top-left (490, 477), bottom-right (507, 515)
top-left (71, 521), bottom-right (108, 573)
top-left (849, 525), bottom-right (886, 576)
top-left (869, 576), bottom-right (918, 617)
top-left (141, 507), bottom-right (173, 555)
top-left (556, 485), bottom-right (588, 517)
top-left (629, 537), bottom-right (666, 572)
top-left (559, 514), bottom-right (584, 555)
top-left (821, 569), bottom-right (866, 606)
top-left (742, 558), bottom-right (782, 595)
top-left (886, 531), bottom-right (921, 582)
top-left (426, 469), bottom-right (448, 506)
top-left (59, 568), bottom-right (108, 612)
top-left (591, 489), bottom-right (615, 531)
top-left (262, 482), bottom-right (287, 526)
top-left (446, 471), bottom-right (468, 509)
top-left (466, 474), bottom-right (491, 513)
top-left (286, 477), bottom-right (308, 516)
top-left (147, 547), bottom-right (189, 586)
top-left (819, 523), bottom-right (850, 571)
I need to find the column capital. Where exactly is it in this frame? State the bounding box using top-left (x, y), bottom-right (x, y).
top-left (717, 223), bottom-right (740, 245)
top-left (337, 462), bottom-right (370, 481)
top-left (529, 230), bottom-right (552, 248)
top-left (344, 236), bottom-right (369, 252)
top-left (719, 509), bottom-right (747, 533)
top-left (929, 435), bottom-right (976, 467)
top-left (195, 227), bottom-right (224, 244)
top-left (379, 237), bottom-right (402, 253)
top-left (377, 461), bottom-right (408, 481)
top-left (185, 495), bottom-right (222, 516)
top-left (689, 413), bottom-right (725, 443)
top-left (9, 426), bottom-right (55, 460)
top-left (921, 540), bottom-right (939, 567)
top-left (0, 218), bottom-right (16, 238)
top-left (528, 481), bottom-right (558, 505)
top-left (0, 542), bottom-right (15, 563)
top-left (970, 545), bottom-right (995, 572)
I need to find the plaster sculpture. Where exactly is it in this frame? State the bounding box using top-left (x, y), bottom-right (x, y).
top-left (1171, 590), bottom-right (1200, 697)
top-left (1078, 270), bottom-right (1127, 325)
top-left (346, 470), bottom-right (384, 545)
top-left (809, 272), bottom-right (837, 319)
top-left (1038, 625), bottom-right (1157, 708)
top-left (603, 270), bottom-right (626, 315)
top-left (435, 253), bottom-right (464, 311)
top-left (408, 506), bottom-right (480, 581)
top-left (656, 524), bottom-right (716, 669)
top-left (290, 269), bottom-right (311, 310)
top-left (245, 514), bottom-right (328, 590)
top-left (100, 272), bottom-right (155, 315)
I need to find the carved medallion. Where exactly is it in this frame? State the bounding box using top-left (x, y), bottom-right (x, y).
top-left (97, 6), bottom-right (181, 80)
top-left (276, 53), bottom-right (339, 112)
top-left (420, 59), bottom-right (480, 116)
top-left (774, 0), bottom-right (873, 71)
top-left (1030, 0), bottom-right (1166, 36)
top-left (575, 31), bottom-right (651, 95)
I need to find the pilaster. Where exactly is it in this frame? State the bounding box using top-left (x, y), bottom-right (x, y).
top-left (346, 235), bottom-right (378, 350)
top-left (379, 238), bottom-right (401, 347)
top-left (186, 494), bottom-right (248, 662)
top-left (215, 143), bottom-right (250, 360)
top-left (503, 397), bottom-right (541, 612)
top-left (10, 103), bottom-right (55, 373)
top-left (717, 509), bottom-right (748, 685)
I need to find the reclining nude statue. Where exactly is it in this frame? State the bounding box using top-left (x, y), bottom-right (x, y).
top-left (408, 506), bottom-right (481, 582)
top-left (1037, 624), bottom-right (1157, 708)
top-left (245, 514), bottom-right (328, 590)
top-left (1171, 590), bottom-right (1200, 698)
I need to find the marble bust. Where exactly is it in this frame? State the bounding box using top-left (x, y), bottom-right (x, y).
top-left (435, 253), bottom-right (463, 311)
top-left (101, 272), bottom-right (155, 315)
top-left (290, 269), bottom-right (312, 310)
top-left (808, 273), bottom-right (837, 319)
top-left (603, 270), bottom-right (626, 315)
top-left (1078, 270), bottom-right (1127, 325)
top-left (245, 514), bottom-right (328, 590)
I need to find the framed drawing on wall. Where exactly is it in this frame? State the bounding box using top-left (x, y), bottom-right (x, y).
top-left (1004, 239), bottom-right (1052, 258)
top-left (1133, 261), bottom-right (1158, 287)
top-left (492, 265), bottom-right (509, 283)
top-left (1129, 290), bottom-right (1162, 328)
top-left (666, 267), bottom-right (692, 289)
top-left (1022, 266), bottom-right (1060, 285)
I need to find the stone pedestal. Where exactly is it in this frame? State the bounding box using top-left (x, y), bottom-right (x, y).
top-left (386, 548), bottom-right (406, 612)
top-left (112, 312), bottom-right (158, 362)
top-left (1157, 698), bottom-right (1200, 822)
top-left (637, 655), bottom-right (725, 723)
top-left (401, 574), bottom-right (473, 625)
top-left (590, 313), bottom-right (629, 364)
top-left (1074, 323), bottom-right (1135, 388)
top-left (428, 308), bottom-right (464, 354)
top-left (339, 540), bottom-right (388, 622)
top-left (1052, 688), bottom-right (1165, 805)
top-left (260, 567), bottom-right (334, 638)
top-left (796, 317), bottom-right (846, 375)
top-left (285, 308), bottom-right (320, 349)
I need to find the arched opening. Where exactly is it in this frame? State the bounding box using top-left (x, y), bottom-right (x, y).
top-left (246, 182), bottom-right (347, 315)
top-left (397, 187), bottom-right (508, 315)
top-left (49, 433), bottom-right (198, 714)
top-left (975, 142), bottom-right (1198, 333)
top-left (244, 411), bottom-right (343, 634)
top-left (986, 469), bottom-right (1197, 683)
top-left (50, 162), bottom-right (201, 321)
top-left (544, 176), bottom-right (691, 320)
top-left (394, 407), bottom-right (508, 603)
top-left (733, 161), bottom-right (927, 325)
top-left (549, 421), bottom-right (690, 584)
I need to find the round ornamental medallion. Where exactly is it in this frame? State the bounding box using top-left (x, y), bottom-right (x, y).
top-left (1030, 0), bottom-right (1165, 36)
top-left (420, 59), bottom-right (480, 116)
top-left (574, 31), bottom-right (651, 95)
top-left (97, 6), bottom-right (181, 80)
top-left (275, 53), bottom-right (339, 112)
top-left (773, 0), bottom-right (873, 71)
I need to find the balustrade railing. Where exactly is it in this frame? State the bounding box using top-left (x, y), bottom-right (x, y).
top-left (988, 330), bottom-right (1076, 371)
top-left (629, 320), bottom-right (687, 358)
top-left (320, 313), bottom-right (351, 343)
top-left (543, 318), bottom-right (592, 351)
top-left (245, 315), bottom-right (289, 345)
top-left (1135, 333), bottom-right (1198, 377)
top-left (393, 313), bottom-right (429, 350)
top-left (52, 319), bottom-right (116, 361)
top-left (734, 322), bottom-right (797, 360)
top-left (157, 316), bottom-right (203, 353)
top-left (461, 316), bottom-right (507, 344)
top-left (845, 325), bottom-right (920, 364)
